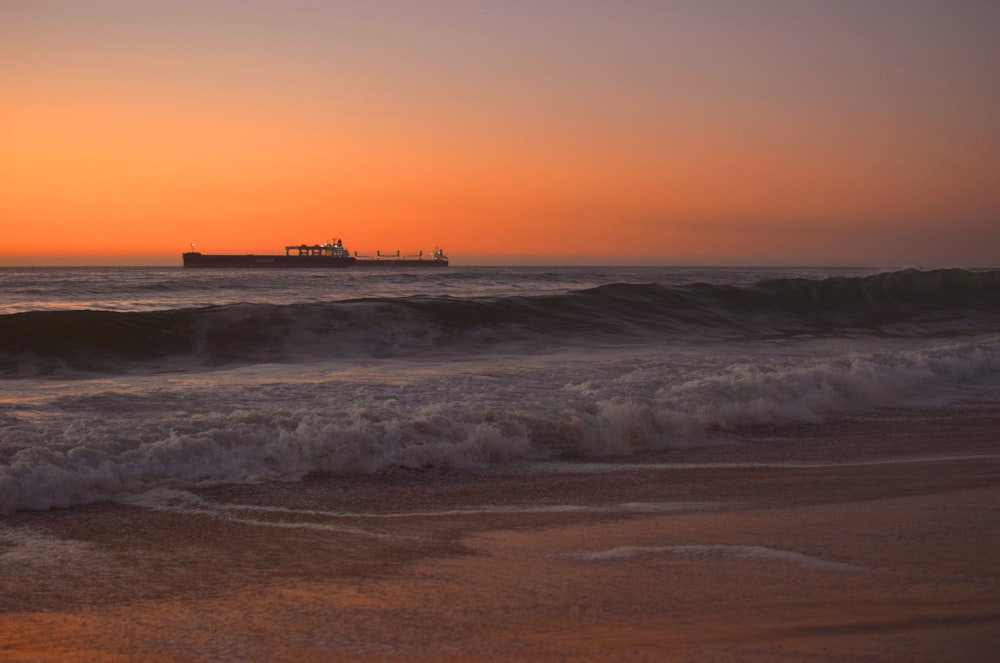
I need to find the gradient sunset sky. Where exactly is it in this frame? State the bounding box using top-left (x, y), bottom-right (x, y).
top-left (3, 1), bottom-right (998, 266)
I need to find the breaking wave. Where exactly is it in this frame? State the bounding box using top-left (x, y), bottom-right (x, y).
top-left (2, 333), bottom-right (999, 514)
top-left (2, 268), bottom-right (998, 375)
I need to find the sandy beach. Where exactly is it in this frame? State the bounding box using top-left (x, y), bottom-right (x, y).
top-left (2, 406), bottom-right (999, 662)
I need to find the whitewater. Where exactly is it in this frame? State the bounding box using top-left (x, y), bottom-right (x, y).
top-left (2, 265), bottom-right (999, 515)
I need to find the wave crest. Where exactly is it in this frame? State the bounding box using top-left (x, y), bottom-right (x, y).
top-left (2, 269), bottom-right (998, 375)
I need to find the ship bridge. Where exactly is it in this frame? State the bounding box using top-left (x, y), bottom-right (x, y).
top-left (285, 239), bottom-right (349, 257)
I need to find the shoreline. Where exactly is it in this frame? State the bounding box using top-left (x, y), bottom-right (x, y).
top-left (2, 406), bottom-right (999, 661)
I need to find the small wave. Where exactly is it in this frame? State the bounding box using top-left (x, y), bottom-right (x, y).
top-left (115, 490), bottom-right (711, 538)
top-left (566, 544), bottom-right (868, 572)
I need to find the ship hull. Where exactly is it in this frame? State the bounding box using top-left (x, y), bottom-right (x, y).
top-left (352, 259), bottom-right (449, 268)
top-left (182, 253), bottom-right (355, 268)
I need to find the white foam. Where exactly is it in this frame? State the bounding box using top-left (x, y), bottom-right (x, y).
top-left (119, 489), bottom-right (412, 540)
top-left (0, 528), bottom-right (104, 568)
top-left (114, 491), bottom-right (719, 542)
top-left (211, 500), bottom-right (715, 519)
top-left (3, 335), bottom-right (998, 515)
top-left (122, 491), bottom-right (712, 520)
top-left (568, 544), bottom-right (867, 572)
top-left (652, 338), bottom-right (1000, 432)
top-left (525, 453), bottom-right (1000, 474)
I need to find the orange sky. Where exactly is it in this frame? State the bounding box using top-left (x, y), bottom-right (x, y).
top-left (2, 1), bottom-right (999, 266)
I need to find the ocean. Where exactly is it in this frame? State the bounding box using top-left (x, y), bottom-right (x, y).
top-left (2, 265), bottom-right (1000, 660)
top-left (3, 265), bottom-right (998, 512)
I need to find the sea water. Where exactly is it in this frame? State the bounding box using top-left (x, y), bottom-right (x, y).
top-left (2, 265), bottom-right (999, 514)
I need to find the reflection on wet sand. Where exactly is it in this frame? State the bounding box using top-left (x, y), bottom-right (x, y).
top-left (2, 410), bottom-right (999, 661)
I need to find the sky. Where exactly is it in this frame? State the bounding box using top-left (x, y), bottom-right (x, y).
top-left (2, 0), bottom-right (999, 266)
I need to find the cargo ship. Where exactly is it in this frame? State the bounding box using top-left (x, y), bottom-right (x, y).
top-left (182, 240), bottom-right (448, 268)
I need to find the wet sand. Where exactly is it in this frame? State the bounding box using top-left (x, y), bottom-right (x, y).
top-left (2, 406), bottom-right (999, 661)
